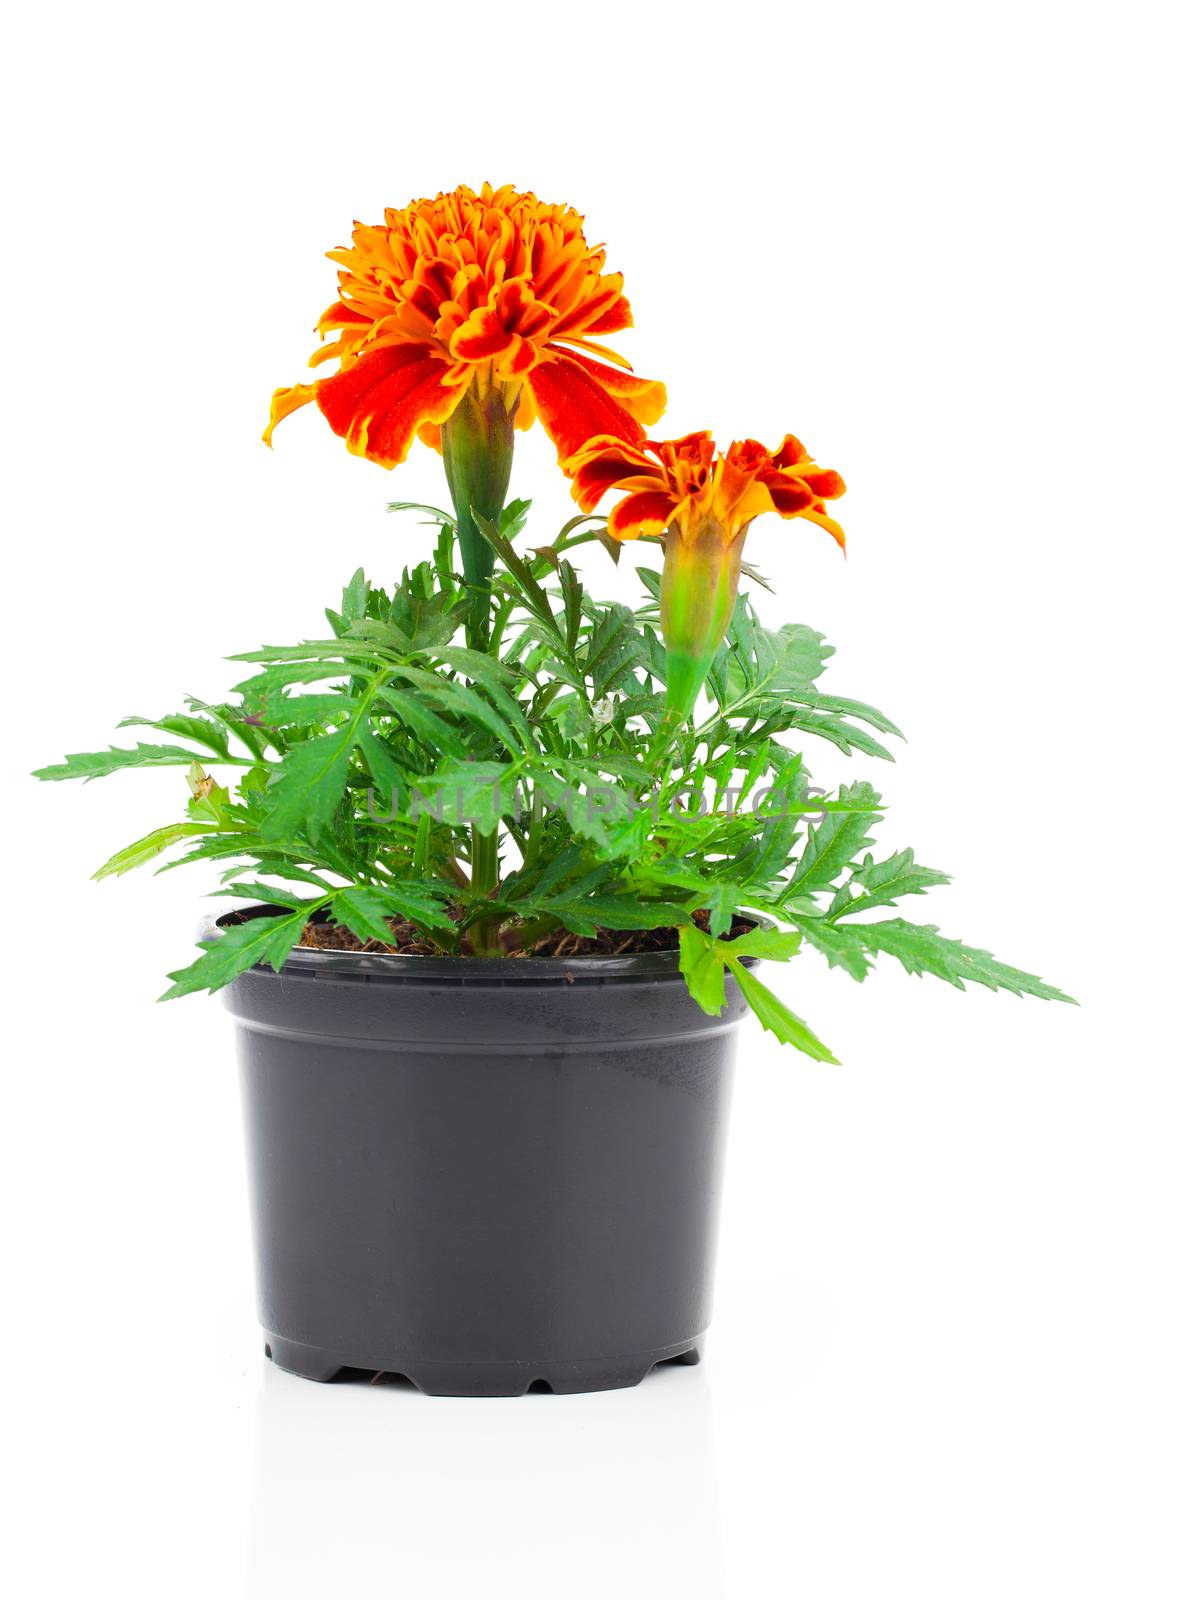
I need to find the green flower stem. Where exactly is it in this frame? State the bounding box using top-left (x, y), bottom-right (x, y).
top-left (440, 384), bottom-right (516, 648)
top-left (468, 825), bottom-right (502, 956)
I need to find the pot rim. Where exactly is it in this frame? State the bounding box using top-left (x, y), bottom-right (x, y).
top-left (202, 903), bottom-right (758, 986)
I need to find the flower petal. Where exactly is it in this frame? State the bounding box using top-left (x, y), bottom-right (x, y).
top-left (567, 437), bottom-right (658, 509)
top-left (771, 434), bottom-right (809, 469)
top-left (315, 301), bottom-right (372, 335)
top-left (800, 508), bottom-right (847, 550)
top-left (801, 468), bottom-right (846, 499)
top-left (315, 343), bottom-right (464, 468)
top-left (557, 348), bottom-right (667, 428)
top-left (528, 352), bottom-right (666, 462)
top-left (262, 383), bottom-right (317, 447)
top-left (607, 490), bottom-right (677, 541)
top-left (449, 306), bottom-right (516, 363)
top-left (763, 478), bottom-right (816, 517)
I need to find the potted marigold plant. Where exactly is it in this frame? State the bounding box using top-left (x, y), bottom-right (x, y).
top-left (35, 184), bottom-right (1072, 1396)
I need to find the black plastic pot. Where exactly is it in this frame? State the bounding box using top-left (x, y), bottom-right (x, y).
top-left (216, 908), bottom-right (750, 1396)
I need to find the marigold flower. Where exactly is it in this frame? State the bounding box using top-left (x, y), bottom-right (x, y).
top-left (263, 183), bottom-right (666, 470)
top-left (567, 431), bottom-right (846, 722)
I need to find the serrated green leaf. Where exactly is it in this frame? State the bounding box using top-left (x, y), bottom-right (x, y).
top-left (375, 686), bottom-right (468, 759)
top-left (679, 925), bottom-right (727, 1015)
top-left (332, 886), bottom-right (401, 945)
top-left (792, 692), bottom-right (904, 739)
top-left (117, 713), bottom-right (231, 758)
top-left (724, 926), bottom-right (803, 962)
top-left (92, 822), bottom-right (216, 880)
top-left (33, 743), bottom-right (226, 782)
top-left (846, 920), bottom-right (1077, 1002)
top-left (258, 727), bottom-right (355, 843)
top-left (160, 912), bottom-right (307, 1000)
top-left (780, 709), bottom-right (896, 762)
top-left (499, 497), bottom-right (532, 539)
top-left (789, 782), bottom-right (883, 896)
top-left (213, 882), bottom-right (313, 909)
top-left (791, 916), bottom-right (873, 980)
top-left (829, 848), bottom-right (951, 919)
top-left (409, 761), bottom-right (522, 830)
top-left (387, 501), bottom-right (456, 530)
top-left (721, 957), bottom-right (840, 1061)
top-left (542, 895), bottom-right (687, 936)
top-left (339, 568), bottom-right (370, 629)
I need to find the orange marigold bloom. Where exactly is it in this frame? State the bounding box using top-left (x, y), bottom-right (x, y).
top-left (264, 182), bottom-right (666, 468)
top-left (567, 430), bottom-right (846, 549)
top-left (567, 431), bottom-right (846, 722)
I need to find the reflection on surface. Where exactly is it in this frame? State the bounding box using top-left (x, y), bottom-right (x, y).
top-left (244, 1357), bottom-right (725, 1598)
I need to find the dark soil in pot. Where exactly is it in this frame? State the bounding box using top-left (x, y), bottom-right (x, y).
top-left (217, 905), bottom-right (752, 1397)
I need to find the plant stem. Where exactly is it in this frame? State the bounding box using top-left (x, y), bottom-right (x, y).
top-left (440, 381), bottom-right (516, 649)
top-left (468, 825), bottom-right (502, 955)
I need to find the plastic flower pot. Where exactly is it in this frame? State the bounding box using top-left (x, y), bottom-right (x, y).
top-left (216, 908), bottom-right (750, 1397)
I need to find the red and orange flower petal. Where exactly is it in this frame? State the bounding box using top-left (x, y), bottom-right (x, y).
top-left (800, 508), bottom-right (847, 550)
top-left (315, 301), bottom-right (371, 336)
top-left (308, 338), bottom-right (355, 369)
top-left (771, 434), bottom-right (809, 469)
top-left (527, 353), bottom-right (657, 463)
top-left (557, 348), bottom-right (667, 429)
top-left (760, 476), bottom-right (817, 517)
top-left (550, 272), bottom-right (629, 340)
top-left (315, 343), bottom-right (464, 468)
top-left (566, 435), bottom-right (658, 510)
top-left (513, 384), bottom-right (537, 432)
top-left (607, 490), bottom-right (678, 542)
top-left (449, 306), bottom-right (520, 364)
top-left (583, 295), bottom-right (633, 336)
top-left (798, 467), bottom-right (846, 498)
top-left (262, 383), bottom-right (317, 447)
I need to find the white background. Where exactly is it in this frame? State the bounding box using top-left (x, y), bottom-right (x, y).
top-left (3, 1), bottom-right (1184, 1595)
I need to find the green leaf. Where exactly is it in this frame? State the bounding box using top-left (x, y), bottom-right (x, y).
top-left (703, 881), bottom-right (742, 938)
top-left (213, 881), bottom-right (313, 909)
top-left (387, 501), bottom-right (456, 530)
top-left (845, 920), bottom-right (1077, 1002)
top-left (375, 686), bottom-right (468, 759)
top-left (584, 603), bottom-right (646, 697)
top-left (258, 726), bottom-right (355, 843)
top-left (117, 713), bottom-right (231, 758)
top-left (829, 848), bottom-right (951, 919)
top-left (708, 600), bottom-right (832, 711)
top-left (160, 912), bottom-right (307, 1000)
top-left (499, 497), bottom-right (532, 539)
top-left (388, 665), bottom-right (523, 753)
top-left (791, 916), bottom-right (873, 980)
top-left (249, 693), bottom-right (352, 728)
top-left (370, 883), bottom-right (456, 929)
top-left (33, 743), bottom-right (224, 782)
top-left (789, 782), bottom-right (883, 897)
top-left (725, 926), bottom-right (803, 962)
top-left (720, 957), bottom-right (840, 1061)
top-left (333, 568), bottom-right (370, 632)
top-left (409, 761), bottom-right (522, 830)
top-left (356, 725), bottom-right (407, 807)
top-left (331, 886), bottom-right (400, 945)
top-left (792, 692), bottom-right (904, 739)
top-left (679, 925), bottom-right (727, 1015)
top-left (540, 895), bottom-right (687, 937)
top-left (378, 582), bottom-right (467, 652)
top-left (92, 822), bottom-right (215, 880)
top-left (779, 709), bottom-right (896, 762)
